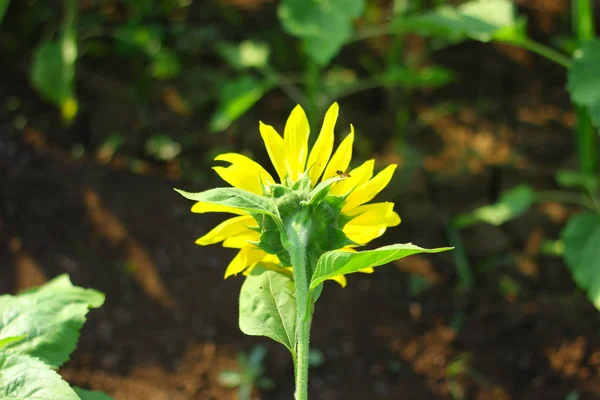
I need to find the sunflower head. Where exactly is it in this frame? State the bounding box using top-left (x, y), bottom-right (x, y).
top-left (177, 103), bottom-right (400, 285)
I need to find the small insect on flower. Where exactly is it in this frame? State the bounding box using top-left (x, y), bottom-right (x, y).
top-left (336, 170), bottom-right (351, 178)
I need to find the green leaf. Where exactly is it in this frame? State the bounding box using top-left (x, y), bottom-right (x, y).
top-left (377, 65), bottom-right (455, 88)
top-left (400, 0), bottom-right (525, 44)
top-left (567, 39), bottom-right (600, 129)
top-left (148, 48), bottom-right (181, 79)
top-left (239, 266), bottom-right (297, 353)
top-left (561, 212), bottom-right (600, 310)
top-left (0, 274), bottom-right (105, 368)
top-left (0, 0), bottom-right (9, 25)
top-left (73, 387), bottom-right (115, 400)
top-left (175, 187), bottom-right (281, 222)
top-left (0, 351), bottom-right (80, 400)
top-left (0, 335), bottom-right (25, 348)
top-left (278, 0), bottom-right (366, 65)
top-left (310, 243), bottom-right (452, 289)
top-left (453, 184), bottom-right (535, 228)
top-left (210, 75), bottom-right (271, 132)
top-left (556, 170), bottom-right (599, 192)
top-left (30, 39), bottom-right (76, 107)
top-left (219, 40), bottom-right (270, 70)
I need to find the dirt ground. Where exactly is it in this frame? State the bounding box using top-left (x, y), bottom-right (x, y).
top-left (2, 29), bottom-right (600, 400)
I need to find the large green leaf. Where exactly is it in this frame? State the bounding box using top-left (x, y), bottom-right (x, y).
top-left (0, 275), bottom-right (105, 368)
top-left (30, 38), bottom-right (76, 107)
top-left (399, 0), bottom-right (525, 44)
top-left (453, 184), bottom-right (535, 228)
top-left (310, 244), bottom-right (452, 289)
top-left (210, 75), bottom-right (272, 132)
top-left (0, 351), bottom-right (80, 400)
top-left (175, 187), bottom-right (281, 222)
top-left (0, 0), bottom-right (9, 25)
top-left (561, 212), bottom-right (600, 310)
top-left (278, 0), bottom-right (366, 65)
top-left (73, 387), bottom-right (115, 400)
top-left (239, 267), bottom-right (296, 353)
top-left (567, 39), bottom-right (600, 129)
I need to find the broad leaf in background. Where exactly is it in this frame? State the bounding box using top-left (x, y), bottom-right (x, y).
top-left (453, 184), bottom-right (535, 228)
top-left (278, 0), bottom-right (366, 65)
top-left (239, 267), bottom-right (297, 353)
top-left (30, 37), bottom-right (77, 120)
top-left (567, 39), bottom-right (600, 129)
top-left (210, 75), bottom-right (273, 132)
top-left (310, 244), bottom-right (452, 289)
top-left (399, 0), bottom-right (525, 44)
top-left (0, 351), bottom-right (80, 400)
top-left (561, 212), bottom-right (600, 310)
top-left (74, 387), bottom-right (115, 400)
top-left (0, 274), bottom-right (105, 368)
top-left (0, 0), bottom-right (9, 25)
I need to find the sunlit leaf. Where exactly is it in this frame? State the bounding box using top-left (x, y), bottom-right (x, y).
top-left (278, 0), bottom-right (366, 65)
top-left (210, 75), bottom-right (272, 132)
top-left (0, 335), bottom-right (24, 348)
top-left (399, 0), bottom-right (525, 44)
top-left (0, 274), bottom-right (105, 368)
top-left (73, 387), bottom-right (115, 400)
top-left (567, 39), bottom-right (600, 129)
top-left (561, 212), bottom-right (600, 311)
top-left (0, 351), bottom-right (80, 400)
top-left (453, 185), bottom-right (535, 228)
top-left (310, 243), bottom-right (452, 289)
top-left (219, 40), bottom-right (270, 70)
top-left (239, 267), bottom-right (297, 353)
top-left (175, 187), bottom-right (281, 221)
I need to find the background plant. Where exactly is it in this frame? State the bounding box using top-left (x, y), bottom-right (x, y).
top-left (0, 274), bottom-right (112, 400)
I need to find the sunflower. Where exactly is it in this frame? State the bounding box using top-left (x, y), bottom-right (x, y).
top-left (190, 103), bottom-right (400, 286)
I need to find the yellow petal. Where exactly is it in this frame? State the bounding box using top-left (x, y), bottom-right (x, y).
top-left (343, 164), bottom-right (397, 211)
top-left (259, 122), bottom-right (286, 182)
top-left (213, 153), bottom-right (275, 194)
top-left (344, 202), bottom-right (401, 227)
top-left (191, 202), bottom-right (247, 216)
top-left (284, 105), bottom-right (310, 181)
top-left (306, 103), bottom-right (338, 185)
top-left (195, 216), bottom-right (257, 246)
top-left (224, 246), bottom-right (266, 278)
top-left (359, 267), bottom-right (375, 273)
top-left (222, 230), bottom-right (261, 248)
top-left (323, 125), bottom-right (354, 180)
top-left (343, 223), bottom-right (387, 245)
top-left (329, 274), bottom-right (347, 287)
top-left (330, 159), bottom-right (374, 196)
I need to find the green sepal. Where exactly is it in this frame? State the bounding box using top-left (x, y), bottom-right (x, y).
top-left (305, 176), bottom-right (344, 205)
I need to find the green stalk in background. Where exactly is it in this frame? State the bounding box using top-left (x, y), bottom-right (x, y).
top-left (572, 0), bottom-right (598, 175)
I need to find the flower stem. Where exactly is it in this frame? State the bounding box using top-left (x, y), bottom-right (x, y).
top-left (294, 313), bottom-right (312, 400)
